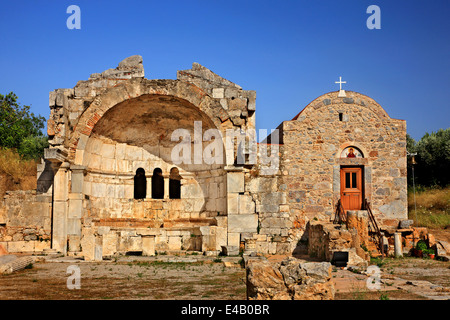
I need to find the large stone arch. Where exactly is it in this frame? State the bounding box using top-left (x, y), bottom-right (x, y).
top-left (45, 58), bottom-right (258, 257)
top-left (73, 79), bottom-right (230, 219)
top-left (70, 78), bottom-right (231, 164)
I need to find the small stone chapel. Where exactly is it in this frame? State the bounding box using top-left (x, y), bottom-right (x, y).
top-left (0, 56), bottom-right (409, 262)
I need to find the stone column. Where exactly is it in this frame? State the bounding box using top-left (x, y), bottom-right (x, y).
top-left (67, 165), bottom-right (86, 252)
top-left (164, 175), bottom-right (169, 199)
top-left (52, 162), bottom-right (70, 254)
top-left (146, 174), bottom-right (152, 199)
top-left (394, 232), bottom-right (403, 257)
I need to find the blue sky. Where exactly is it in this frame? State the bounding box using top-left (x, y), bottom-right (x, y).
top-left (0, 0), bottom-right (449, 141)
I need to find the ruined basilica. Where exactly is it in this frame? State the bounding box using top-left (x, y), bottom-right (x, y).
top-left (0, 56), bottom-right (409, 262)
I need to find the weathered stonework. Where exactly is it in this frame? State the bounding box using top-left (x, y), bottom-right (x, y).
top-left (32, 55), bottom-right (258, 257)
top-left (0, 190), bottom-right (52, 253)
top-left (0, 56), bottom-right (408, 262)
top-left (261, 91), bottom-right (408, 254)
top-left (246, 257), bottom-right (335, 300)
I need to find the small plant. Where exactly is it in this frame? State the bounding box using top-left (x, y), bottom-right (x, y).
top-left (416, 240), bottom-right (428, 251)
top-left (350, 287), bottom-right (367, 300)
top-left (213, 258), bottom-right (222, 263)
top-left (380, 294), bottom-right (390, 300)
top-left (415, 240), bottom-right (429, 258)
top-left (423, 248), bottom-right (435, 259)
top-left (24, 263), bottom-right (33, 269)
top-left (370, 257), bottom-right (385, 268)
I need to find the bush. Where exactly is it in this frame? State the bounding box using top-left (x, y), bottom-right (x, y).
top-left (407, 129), bottom-right (450, 188)
top-left (416, 240), bottom-right (428, 251)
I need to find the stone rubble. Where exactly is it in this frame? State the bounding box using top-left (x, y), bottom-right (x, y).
top-left (246, 257), bottom-right (335, 300)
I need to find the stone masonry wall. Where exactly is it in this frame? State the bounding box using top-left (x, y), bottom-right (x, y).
top-left (44, 56), bottom-right (259, 257)
top-left (280, 91), bottom-right (407, 249)
top-left (0, 190), bottom-right (52, 253)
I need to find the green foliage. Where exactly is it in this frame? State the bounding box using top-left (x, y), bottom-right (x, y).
top-left (0, 92), bottom-right (48, 159)
top-left (370, 257), bottom-right (385, 268)
top-left (18, 135), bottom-right (49, 160)
top-left (407, 128), bottom-right (450, 187)
top-left (416, 240), bottom-right (428, 251)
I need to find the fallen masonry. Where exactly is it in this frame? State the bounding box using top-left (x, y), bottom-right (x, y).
top-left (0, 255), bottom-right (35, 274)
top-left (246, 256), bottom-right (335, 300)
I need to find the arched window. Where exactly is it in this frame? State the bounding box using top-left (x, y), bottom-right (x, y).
top-left (169, 167), bottom-right (181, 199)
top-left (151, 168), bottom-right (164, 199)
top-left (134, 168), bottom-right (146, 199)
top-left (340, 146), bottom-right (364, 158)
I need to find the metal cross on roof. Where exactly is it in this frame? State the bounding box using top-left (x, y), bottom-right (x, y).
top-left (335, 76), bottom-right (347, 91)
top-left (335, 76), bottom-right (347, 97)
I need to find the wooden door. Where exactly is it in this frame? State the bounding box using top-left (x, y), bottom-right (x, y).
top-left (340, 167), bottom-right (363, 212)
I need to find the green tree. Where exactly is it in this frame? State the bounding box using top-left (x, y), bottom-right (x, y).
top-left (406, 134), bottom-right (417, 187)
top-left (407, 129), bottom-right (450, 187)
top-left (0, 92), bottom-right (48, 159)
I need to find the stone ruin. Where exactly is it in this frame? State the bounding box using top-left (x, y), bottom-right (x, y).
top-left (1, 54), bottom-right (433, 268)
top-left (246, 257), bottom-right (335, 300)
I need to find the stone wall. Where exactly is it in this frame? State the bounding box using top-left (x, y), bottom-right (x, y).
top-left (307, 218), bottom-right (369, 267)
top-left (278, 91), bottom-right (407, 250)
top-left (234, 161), bottom-right (292, 255)
top-left (0, 190), bottom-right (52, 253)
top-left (44, 56), bottom-right (259, 257)
top-left (0, 58), bottom-right (409, 260)
top-left (80, 135), bottom-right (227, 222)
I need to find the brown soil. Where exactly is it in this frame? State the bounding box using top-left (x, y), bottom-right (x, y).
top-left (1, 253), bottom-right (448, 300)
top-left (0, 257), bottom-right (247, 300)
top-left (429, 228), bottom-right (450, 243)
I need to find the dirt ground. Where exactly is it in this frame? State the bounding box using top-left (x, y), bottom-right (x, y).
top-left (1, 253), bottom-right (449, 300)
top-left (1, 228), bottom-right (449, 301)
top-left (333, 258), bottom-right (450, 300)
top-left (0, 255), bottom-right (247, 300)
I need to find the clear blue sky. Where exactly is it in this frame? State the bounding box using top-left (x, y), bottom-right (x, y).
top-left (0, 0), bottom-right (449, 141)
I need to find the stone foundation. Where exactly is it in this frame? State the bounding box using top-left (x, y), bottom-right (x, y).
top-left (308, 219), bottom-right (370, 267)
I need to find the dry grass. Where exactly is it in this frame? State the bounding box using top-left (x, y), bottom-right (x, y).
top-left (408, 186), bottom-right (450, 229)
top-left (0, 148), bottom-right (37, 194)
top-left (0, 148), bottom-right (37, 179)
